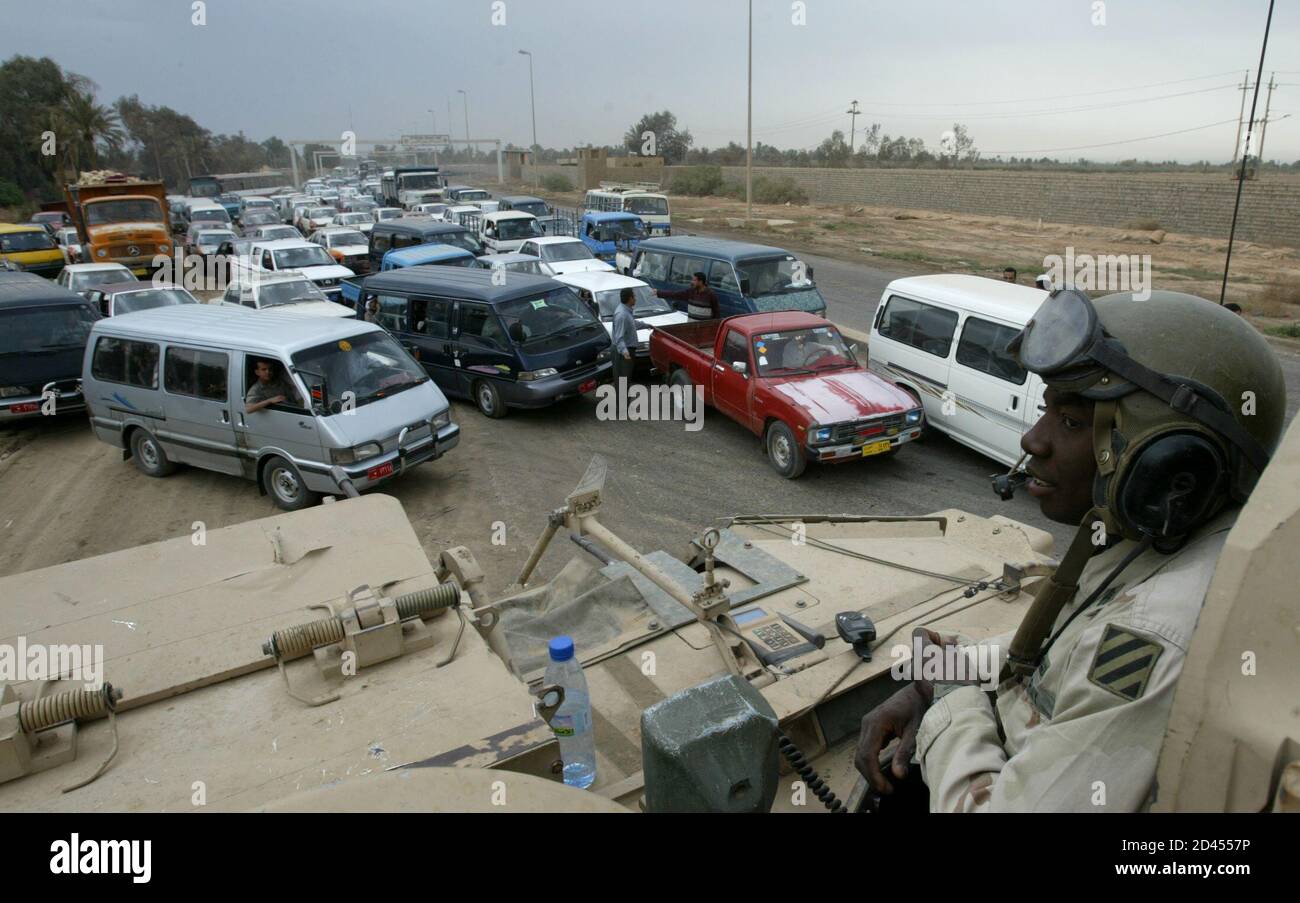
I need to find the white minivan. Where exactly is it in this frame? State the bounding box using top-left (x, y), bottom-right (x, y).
top-left (867, 274), bottom-right (1048, 467)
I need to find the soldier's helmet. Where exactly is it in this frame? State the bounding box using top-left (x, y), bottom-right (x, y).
top-left (1013, 289), bottom-right (1286, 545)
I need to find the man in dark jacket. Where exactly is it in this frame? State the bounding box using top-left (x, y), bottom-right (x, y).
top-left (661, 272), bottom-right (719, 320)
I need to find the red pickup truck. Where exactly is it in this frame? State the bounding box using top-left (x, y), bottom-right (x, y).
top-left (649, 312), bottom-right (924, 478)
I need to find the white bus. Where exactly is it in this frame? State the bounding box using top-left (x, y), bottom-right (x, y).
top-left (583, 184), bottom-right (671, 236)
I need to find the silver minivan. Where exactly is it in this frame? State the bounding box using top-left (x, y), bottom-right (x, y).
top-left (82, 304), bottom-right (460, 509)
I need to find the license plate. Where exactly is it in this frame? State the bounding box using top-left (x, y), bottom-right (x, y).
top-left (579, 379), bottom-right (597, 394)
top-left (8, 403), bottom-right (39, 414)
top-left (367, 461), bottom-right (395, 481)
top-left (862, 440), bottom-right (892, 457)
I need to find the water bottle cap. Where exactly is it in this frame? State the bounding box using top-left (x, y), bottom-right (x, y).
top-left (548, 635), bottom-right (575, 662)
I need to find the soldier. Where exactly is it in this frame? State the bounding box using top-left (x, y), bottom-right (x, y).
top-left (854, 288), bottom-right (1286, 811)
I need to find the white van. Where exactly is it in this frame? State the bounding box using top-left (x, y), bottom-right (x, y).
top-left (867, 274), bottom-right (1048, 467)
top-left (82, 304), bottom-right (459, 509)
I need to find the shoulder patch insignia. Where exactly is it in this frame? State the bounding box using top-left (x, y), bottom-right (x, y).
top-left (1088, 624), bottom-right (1163, 701)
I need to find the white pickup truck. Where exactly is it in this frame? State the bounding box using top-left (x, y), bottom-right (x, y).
top-left (231, 238), bottom-right (353, 303)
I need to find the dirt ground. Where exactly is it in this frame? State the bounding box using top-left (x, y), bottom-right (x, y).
top-left (529, 183), bottom-right (1300, 338)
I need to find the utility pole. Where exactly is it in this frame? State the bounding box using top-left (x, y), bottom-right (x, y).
top-left (519, 50), bottom-right (538, 149)
top-left (458, 89), bottom-right (470, 160)
top-left (1257, 72), bottom-right (1277, 163)
top-left (1231, 70), bottom-right (1251, 165)
top-left (847, 100), bottom-right (861, 155)
top-left (745, 0), bottom-right (753, 222)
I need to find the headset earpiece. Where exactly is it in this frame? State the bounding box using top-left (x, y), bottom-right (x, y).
top-left (1113, 431), bottom-right (1227, 542)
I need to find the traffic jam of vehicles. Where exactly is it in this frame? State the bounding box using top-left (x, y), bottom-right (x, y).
top-left (0, 162), bottom-right (1052, 500)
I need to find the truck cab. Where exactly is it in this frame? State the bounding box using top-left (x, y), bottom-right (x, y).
top-left (473, 211), bottom-right (544, 254)
top-left (579, 211), bottom-right (647, 266)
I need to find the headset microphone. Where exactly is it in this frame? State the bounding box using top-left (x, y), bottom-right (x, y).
top-left (992, 452), bottom-right (1029, 500)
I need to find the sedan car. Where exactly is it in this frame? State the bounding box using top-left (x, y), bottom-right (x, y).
top-left (86, 280), bottom-right (200, 317)
top-left (239, 210), bottom-right (282, 234)
top-left (189, 228), bottom-right (240, 258)
top-left (296, 206), bottom-right (338, 234)
top-left (310, 227), bottom-right (370, 273)
top-left (56, 262), bottom-right (135, 298)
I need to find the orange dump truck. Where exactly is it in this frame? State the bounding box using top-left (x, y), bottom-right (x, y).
top-left (63, 172), bottom-right (174, 276)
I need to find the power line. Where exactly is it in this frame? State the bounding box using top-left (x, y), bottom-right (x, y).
top-left (854, 69), bottom-right (1243, 107)
top-left (983, 118), bottom-right (1239, 155)
top-left (855, 83), bottom-right (1239, 121)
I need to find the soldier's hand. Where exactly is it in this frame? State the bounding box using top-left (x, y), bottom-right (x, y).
top-left (854, 684), bottom-right (928, 795)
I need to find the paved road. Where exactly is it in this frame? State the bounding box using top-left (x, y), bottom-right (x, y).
top-left (4, 243), bottom-right (1296, 590)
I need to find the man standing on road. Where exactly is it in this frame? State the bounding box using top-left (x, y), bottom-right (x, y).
top-left (661, 271), bottom-right (719, 320)
top-left (854, 289), bottom-right (1285, 811)
top-left (611, 287), bottom-right (639, 385)
top-left (245, 358), bottom-right (302, 413)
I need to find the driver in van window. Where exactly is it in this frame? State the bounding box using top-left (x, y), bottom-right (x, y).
top-left (245, 359), bottom-right (301, 412)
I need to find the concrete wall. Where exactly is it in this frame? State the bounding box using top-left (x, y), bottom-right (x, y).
top-left (442, 162), bottom-right (1300, 248)
top-left (664, 166), bottom-right (1300, 248)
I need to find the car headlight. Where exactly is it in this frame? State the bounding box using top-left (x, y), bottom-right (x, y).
top-left (517, 368), bottom-right (557, 381)
top-left (96, 248), bottom-right (107, 258)
top-left (330, 441), bottom-right (383, 465)
top-left (318, 278), bottom-right (338, 287)
top-left (158, 244), bottom-right (169, 253)
top-left (432, 409), bottom-right (451, 429)
top-left (596, 348), bottom-right (612, 362)
top-left (811, 426), bottom-right (833, 444)
top-left (906, 408), bottom-right (923, 424)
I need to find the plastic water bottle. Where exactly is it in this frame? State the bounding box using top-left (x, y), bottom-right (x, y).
top-left (544, 635), bottom-right (596, 789)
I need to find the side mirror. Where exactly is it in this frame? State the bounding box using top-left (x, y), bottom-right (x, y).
top-left (731, 361), bottom-right (748, 376)
top-left (806, 266), bottom-right (814, 280)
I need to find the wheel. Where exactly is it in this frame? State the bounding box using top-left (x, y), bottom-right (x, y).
top-left (473, 379), bottom-right (507, 419)
top-left (262, 455), bottom-right (318, 511)
top-left (131, 429), bottom-right (175, 477)
top-left (766, 421), bottom-right (807, 479)
top-left (668, 367), bottom-right (692, 389)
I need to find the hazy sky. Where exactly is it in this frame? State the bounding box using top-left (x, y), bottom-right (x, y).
top-left (5, 0), bottom-right (1298, 163)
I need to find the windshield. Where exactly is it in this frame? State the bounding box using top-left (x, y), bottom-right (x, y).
top-left (0, 305), bottom-right (98, 354)
top-left (260, 281), bottom-right (326, 307)
top-left (511, 201), bottom-right (550, 217)
top-left (338, 215), bottom-right (368, 225)
top-left (752, 326), bottom-right (854, 377)
top-left (497, 218), bottom-right (543, 240)
top-left (497, 289), bottom-right (603, 349)
top-left (328, 231), bottom-right (367, 247)
top-left (197, 231), bottom-right (236, 246)
top-left (750, 287), bottom-right (826, 313)
top-left (593, 285), bottom-right (671, 319)
top-left (398, 174), bottom-right (441, 191)
top-left (434, 230), bottom-right (481, 254)
top-left (244, 212), bottom-right (277, 223)
top-left (260, 227), bottom-right (297, 240)
top-left (190, 180), bottom-right (220, 198)
top-left (308, 208), bottom-right (337, 219)
top-left (191, 208), bottom-right (230, 223)
top-left (459, 191), bottom-right (490, 201)
top-left (274, 246), bottom-right (335, 269)
top-left (736, 256), bottom-right (816, 296)
top-left (84, 199), bottom-right (165, 226)
top-left (592, 219), bottom-right (645, 242)
top-left (291, 331), bottom-right (428, 411)
top-left (76, 269), bottom-right (134, 289)
top-left (503, 259), bottom-right (546, 276)
top-left (623, 197), bottom-right (669, 216)
top-left (377, 209), bottom-right (401, 220)
top-left (244, 200), bottom-right (273, 209)
top-left (58, 229), bottom-right (79, 244)
top-left (542, 241), bottom-right (595, 262)
top-left (1, 230), bottom-right (57, 252)
top-left (114, 288), bottom-right (196, 315)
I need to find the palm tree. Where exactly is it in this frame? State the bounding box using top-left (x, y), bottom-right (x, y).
top-left (56, 87), bottom-right (125, 178)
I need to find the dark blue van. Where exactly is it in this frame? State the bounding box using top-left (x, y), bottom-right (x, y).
top-left (629, 236), bottom-right (827, 318)
top-left (0, 272), bottom-right (100, 422)
top-left (357, 267), bottom-right (613, 418)
top-left (367, 218), bottom-right (483, 270)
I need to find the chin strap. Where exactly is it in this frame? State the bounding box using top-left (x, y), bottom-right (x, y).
top-left (999, 510), bottom-right (1104, 683)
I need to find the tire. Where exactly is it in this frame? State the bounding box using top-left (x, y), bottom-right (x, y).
top-left (130, 429), bottom-right (175, 477)
top-left (262, 455), bottom-right (318, 511)
top-left (668, 367), bottom-right (692, 390)
top-left (766, 421), bottom-right (807, 479)
top-left (473, 379), bottom-right (507, 419)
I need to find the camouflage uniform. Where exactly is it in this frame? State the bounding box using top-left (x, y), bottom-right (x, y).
top-left (916, 511), bottom-right (1236, 812)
